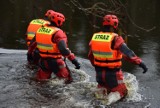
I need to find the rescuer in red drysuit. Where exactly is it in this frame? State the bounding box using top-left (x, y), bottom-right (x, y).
top-left (28, 11), bottom-right (80, 83)
top-left (88, 14), bottom-right (148, 104)
top-left (26, 10), bottom-right (54, 65)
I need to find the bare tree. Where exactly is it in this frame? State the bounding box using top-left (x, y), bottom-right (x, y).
top-left (64, 0), bottom-right (156, 35)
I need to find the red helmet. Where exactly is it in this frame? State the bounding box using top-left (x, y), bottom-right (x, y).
top-left (103, 14), bottom-right (119, 29)
top-left (49, 11), bottom-right (65, 27)
top-left (45, 10), bottom-right (54, 17)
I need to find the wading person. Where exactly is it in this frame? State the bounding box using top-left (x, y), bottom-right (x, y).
top-left (29, 11), bottom-right (80, 83)
top-left (26, 10), bottom-right (54, 65)
top-left (88, 14), bottom-right (148, 105)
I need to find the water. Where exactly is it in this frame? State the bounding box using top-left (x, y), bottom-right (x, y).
top-left (0, 49), bottom-right (150, 108)
top-left (1, 0), bottom-right (160, 107)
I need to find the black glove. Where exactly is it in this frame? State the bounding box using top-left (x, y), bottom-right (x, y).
top-left (72, 59), bottom-right (81, 69)
top-left (139, 62), bottom-right (148, 73)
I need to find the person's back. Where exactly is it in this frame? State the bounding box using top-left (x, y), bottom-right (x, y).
top-left (36, 25), bottom-right (61, 58)
top-left (90, 31), bottom-right (122, 68)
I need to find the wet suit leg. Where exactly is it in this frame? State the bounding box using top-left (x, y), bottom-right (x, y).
top-left (95, 67), bottom-right (118, 88)
top-left (111, 70), bottom-right (127, 97)
top-left (47, 58), bottom-right (72, 83)
top-left (95, 67), bottom-right (108, 95)
top-left (95, 66), bottom-right (127, 97)
top-left (36, 58), bottom-right (52, 80)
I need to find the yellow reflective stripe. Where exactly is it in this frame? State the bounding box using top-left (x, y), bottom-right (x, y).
top-left (92, 33), bottom-right (112, 42)
top-left (28, 34), bottom-right (35, 38)
top-left (37, 43), bottom-right (53, 50)
top-left (93, 53), bottom-right (113, 58)
top-left (93, 51), bottom-right (113, 55)
top-left (37, 27), bottom-right (54, 35)
top-left (27, 32), bottom-right (35, 38)
top-left (30, 19), bottom-right (48, 25)
top-left (92, 50), bottom-right (113, 58)
top-left (37, 45), bottom-right (53, 50)
top-left (28, 35), bottom-right (34, 38)
top-left (27, 32), bottom-right (35, 35)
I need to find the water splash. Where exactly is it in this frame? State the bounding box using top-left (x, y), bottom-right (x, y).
top-left (0, 49), bottom-right (153, 107)
top-left (45, 69), bottom-right (142, 107)
top-left (123, 72), bottom-right (142, 102)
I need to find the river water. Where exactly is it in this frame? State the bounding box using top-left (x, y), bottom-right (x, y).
top-left (0, 0), bottom-right (160, 108)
